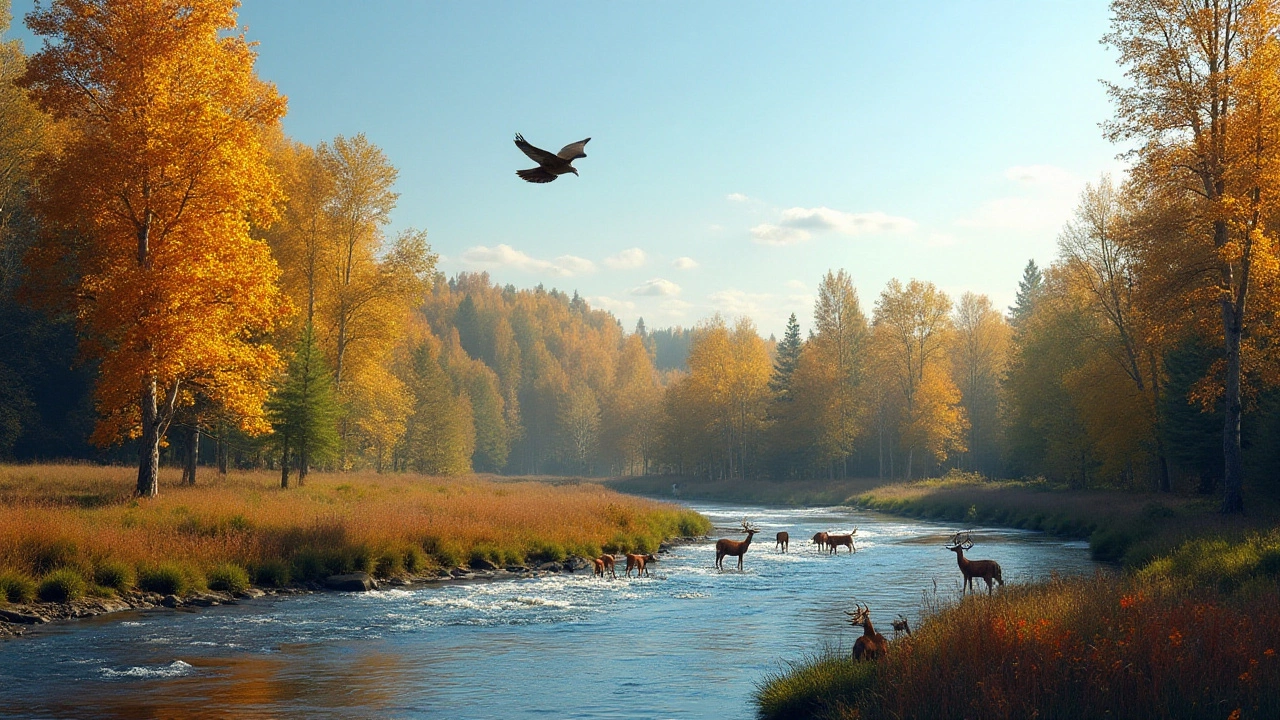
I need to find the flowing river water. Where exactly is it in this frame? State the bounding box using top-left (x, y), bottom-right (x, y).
top-left (0, 502), bottom-right (1103, 719)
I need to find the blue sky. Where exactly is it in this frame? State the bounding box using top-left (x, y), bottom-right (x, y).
top-left (7, 1), bottom-right (1123, 337)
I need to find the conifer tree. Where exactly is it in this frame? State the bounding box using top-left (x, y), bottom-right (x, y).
top-left (769, 313), bottom-right (803, 399)
top-left (267, 323), bottom-right (340, 488)
top-left (1009, 260), bottom-right (1044, 329)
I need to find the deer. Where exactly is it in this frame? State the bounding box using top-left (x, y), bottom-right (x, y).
top-left (891, 614), bottom-right (912, 639)
top-left (592, 557), bottom-right (605, 578)
top-left (595, 554), bottom-right (616, 579)
top-left (811, 532), bottom-right (828, 551)
top-left (825, 528), bottom-right (857, 554)
top-left (715, 519), bottom-right (760, 571)
top-left (946, 532), bottom-right (1004, 594)
top-left (775, 531), bottom-right (789, 553)
top-left (846, 602), bottom-right (889, 661)
top-left (625, 552), bottom-right (657, 577)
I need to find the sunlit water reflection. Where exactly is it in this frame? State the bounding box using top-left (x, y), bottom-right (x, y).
top-left (0, 502), bottom-right (1102, 719)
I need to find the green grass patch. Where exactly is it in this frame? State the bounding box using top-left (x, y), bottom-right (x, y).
top-left (93, 560), bottom-right (135, 592)
top-left (206, 563), bottom-right (250, 594)
top-left (138, 563), bottom-right (199, 595)
top-left (0, 570), bottom-right (36, 603)
top-left (37, 568), bottom-right (86, 602)
top-left (755, 650), bottom-right (878, 720)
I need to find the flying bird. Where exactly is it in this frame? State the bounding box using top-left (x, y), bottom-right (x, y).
top-left (514, 133), bottom-right (590, 183)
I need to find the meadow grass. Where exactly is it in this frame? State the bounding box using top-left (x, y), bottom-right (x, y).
top-left (0, 464), bottom-right (710, 601)
top-left (757, 539), bottom-right (1280, 720)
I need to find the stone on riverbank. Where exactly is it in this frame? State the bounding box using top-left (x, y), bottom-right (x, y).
top-left (324, 573), bottom-right (378, 592)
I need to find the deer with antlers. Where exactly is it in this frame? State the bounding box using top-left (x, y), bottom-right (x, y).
top-left (775, 531), bottom-right (789, 553)
top-left (846, 602), bottom-right (889, 661)
top-left (946, 532), bottom-right (1004, 594)
top-left (715, 519), bottom-right (760, 570)
top-left (625, 552), bottom-right (657, 578)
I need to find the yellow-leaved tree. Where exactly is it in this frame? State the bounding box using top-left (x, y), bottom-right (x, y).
top-left (1106, 0), bottom-right (1280, 512)
top-left (20, 0), bottom-right (289, 496)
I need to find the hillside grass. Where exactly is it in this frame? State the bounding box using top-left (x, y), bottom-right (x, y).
top-left (0, 464), bottom-right (710, 602)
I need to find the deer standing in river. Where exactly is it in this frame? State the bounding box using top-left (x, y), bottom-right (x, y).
top-left (775, 531), bottom-right (789, 553)
top-left (946, 532), bottom-right (1004, 594)
top-left (846, 602), bottom-right (889, 660)
top-left (715, 520), bottom-right (760, 570)
top-left (625, 552), bottom-right (657, 577)
top-left (825, 529), bottom-right (857, 554)
top-left (594, 554), bottom-right (616, 579)
top-left (811, 532), bottom-right (828, 551)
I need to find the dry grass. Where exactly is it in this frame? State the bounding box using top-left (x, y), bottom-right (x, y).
top-left (760, 574), bottom-right (1280, 720)
top-left (0, 464), bottom-right (710, 594)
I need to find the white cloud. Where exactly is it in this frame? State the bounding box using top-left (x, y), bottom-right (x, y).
top-left (460, 244), bottom-right (596, 277)
top-left (726, 192), bottom-right (749, 202)
top-left (587, 295), bottom-right (637, 314)
top-left (751, 223), bottom-right (812, 246)
top-left (955, 164), bottom-right (1081, 232)
top-left (672, 256), bottom-right (699, 270)
top-left (603, 247), bottom-right (647, 270)
top-left (630, 278), bottom-right (682, 297)
top-left (659, 299), bottom-right (693, 318)
top-left (785, 279), bottom-right (807, 290)
top-left (779, 207), bottom-right (917, 235)
top-left (709, 289), bottom-right (776, 317)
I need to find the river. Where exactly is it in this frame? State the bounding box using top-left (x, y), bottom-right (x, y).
top-left (0, 502), bottom-right (1103, 719)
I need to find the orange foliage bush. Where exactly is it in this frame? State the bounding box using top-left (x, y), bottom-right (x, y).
top-left (823, 575), bottom-right (1280, 719)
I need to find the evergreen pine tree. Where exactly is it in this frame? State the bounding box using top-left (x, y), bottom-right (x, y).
top-left (266, 323), bottom-right (340, 488)
top-left (769, 313), bottom-right (803, 399)
top-left (1009, 260), bottom-right (1044, 329)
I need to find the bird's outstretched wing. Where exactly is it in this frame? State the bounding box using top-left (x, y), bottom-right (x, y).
top-left (514, 133), bottom-right (561, 166)
top-left (517, 167), bottom-right (558, 183)
top-left (557, 138), bottom-right (590, 160)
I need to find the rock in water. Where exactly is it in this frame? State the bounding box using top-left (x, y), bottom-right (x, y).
top-left (323, 573), bottom-right (379, 592)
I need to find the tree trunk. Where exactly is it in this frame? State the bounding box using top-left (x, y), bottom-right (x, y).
top-left (137, 376), bottom-right (161, 497)
top-left (1222, 305), bottom-right (1245, 513)
top-left (181, 423), bottom-right (199, 486)
top-left (299, 445), bottom-right (309, 485)
top-left (280, 446), bottom-right (291, 489)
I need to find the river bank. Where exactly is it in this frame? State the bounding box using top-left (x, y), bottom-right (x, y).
top-left (0, 464), bottom-right (711, 639)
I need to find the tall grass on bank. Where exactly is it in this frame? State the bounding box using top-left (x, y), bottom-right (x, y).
top-left (758, 535), bottom-right (1280, 720)
top-left (0, 464), bottom-right (711, 601)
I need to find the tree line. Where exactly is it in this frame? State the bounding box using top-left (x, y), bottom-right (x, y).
top-left (3, 0), bottom-right (1280, 515)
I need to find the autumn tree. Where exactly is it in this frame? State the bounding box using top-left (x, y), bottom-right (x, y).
top-left (872, 279), bottom-right (967, 478)
top-left (600, 333), bottom-right (662, 475)
top-left (1058, 176), bottom-right (1171, 490)
top-left (951, 292), bottom-right (1010, 475)
top-left (1106, 0), bottom-right (1280, 512)
top-left (399, 338), bottom-right (474, 476)
top-left (808, 271), bottom-right (870, 475)
top-left (20, 0), bottom-right (290, 496)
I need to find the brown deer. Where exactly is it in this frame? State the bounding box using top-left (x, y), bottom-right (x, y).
top-left (715, 519), bottom-right (760, 570)
top-left (775, 531), bottom-right (789, 553)
top-left (846, 602), bottom-right (889, 660)
top-left (594, 554), bottom-right (616, 579)
top-left (891, 614), bottom-right (912, 639)
top-left (825, 529), bottom-right (857, 554)
top-left (811, 532), bottom-right (828, 551)
top-left (946, 532), bottom-right (1004, 594)
top-left (592, 557), bottom-right (605, 578)
top-left (625, 552), bottom-right (657, 577)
